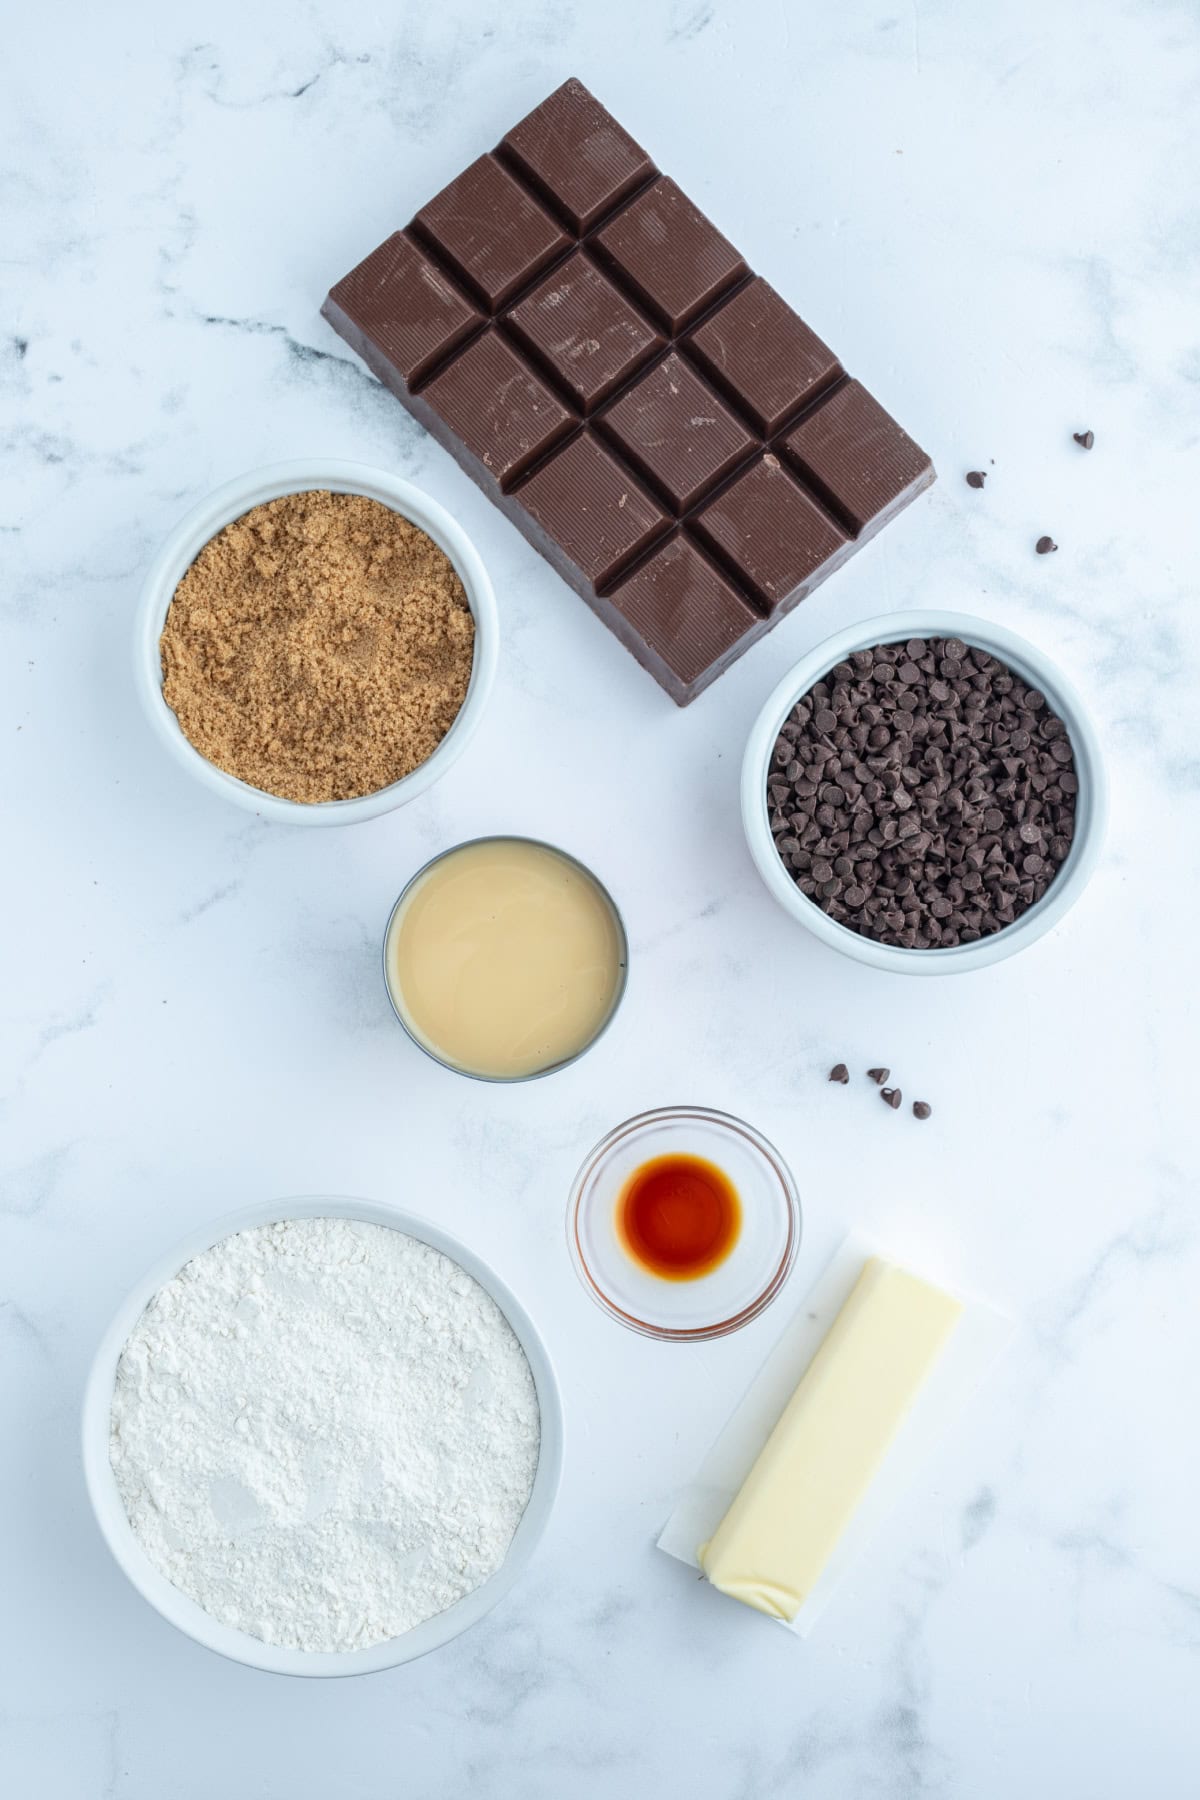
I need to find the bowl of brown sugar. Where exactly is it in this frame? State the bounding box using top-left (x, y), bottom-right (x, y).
top-left (136, 461), bottom-right (498, 823)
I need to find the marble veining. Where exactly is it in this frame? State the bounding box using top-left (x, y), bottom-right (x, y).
top-left (3, 0), bottom-right (1199, 1794)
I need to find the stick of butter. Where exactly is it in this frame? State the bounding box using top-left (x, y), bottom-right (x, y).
top-left (697, 1257), bottom-right (963, 1621)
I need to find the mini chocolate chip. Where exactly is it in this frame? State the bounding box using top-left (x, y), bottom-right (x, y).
top-left (1036, 535), bottom-right (1057, 554)
top-left (880, 1087), bottom-right (902, 1109)
top-left (867, 1067), bottom-right (890, 1085)
top-left (1073, 430), bottom-right (1095, 449)
top-left (829, 1063), bottom-right (849, 1084)
top-left (965, 470), bottom-right (986, 488)
top-left (913, 1101), bottom-right (932, 1120)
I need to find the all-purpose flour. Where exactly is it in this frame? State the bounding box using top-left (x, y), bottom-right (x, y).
top-left (109, 1218), bottom-right (541, 1653)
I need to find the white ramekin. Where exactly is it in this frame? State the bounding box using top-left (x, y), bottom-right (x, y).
top-left (741, 610), bottom-right (1107, 975)
top-left (82, 1196), bottom-right (563, 1678)
top-left (134, 461), bottom-right (498, 825)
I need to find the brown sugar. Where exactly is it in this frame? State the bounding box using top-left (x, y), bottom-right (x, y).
top-left (159, 490), bottom-right (476, 803)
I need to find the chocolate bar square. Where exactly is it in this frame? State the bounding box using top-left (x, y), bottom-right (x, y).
top-left (600, 351), bottom-right (755, 512)
top-left (780, 380), bottom-right (934, 536)
top-left (607, 536), bottom-right (760, 697)
top-left (515, 430), bottom-right (670, 589)
top-left (687, 278), bottom-right (842, 436)
top-left (501, 76), bottom-right (655, 232)
top-left (506, 251), bottom-right (663, 412)
top-left (323, 231), bottom-right (483, 390)
top-left (323, 78), bottom-right (935, 704)
top-left (593, 177), bottom-right (747, 334)
top-left (413, 154), bottom-right (570, 308)
top-left (692, 455), bottom-right (850, 609)
top-left (421, 330), bottom-right (575, 490)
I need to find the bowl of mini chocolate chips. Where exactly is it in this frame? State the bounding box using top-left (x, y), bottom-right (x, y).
top-left (741, 612), bottom-right (1106, 973)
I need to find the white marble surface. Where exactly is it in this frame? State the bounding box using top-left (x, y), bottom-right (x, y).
top-left (4, 0), bottom-right (1199, 1793)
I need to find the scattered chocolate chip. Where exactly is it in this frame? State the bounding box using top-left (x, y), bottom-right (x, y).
top-left (829, 1063), bottom-right (849, 1084)
top-left (913, 1101), bottom-right (932, 1120)
top-left (965, 470), bottom-right (986, 489)
top-left (1072, 430), bottom-right (1095, 450)
top-left (1036, 535), bottom-right (1057, 554)
top-left (880, 1087), bottom-right (902, 1109)
top-left (867, 1067), bottom-right (890, 1085)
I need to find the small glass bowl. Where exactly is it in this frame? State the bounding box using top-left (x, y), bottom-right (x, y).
top-left (567, 1106), bottom-right (801, 1341)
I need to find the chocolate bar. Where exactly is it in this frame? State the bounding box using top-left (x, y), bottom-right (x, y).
top-left (323, 79), bottom-right (934, 704)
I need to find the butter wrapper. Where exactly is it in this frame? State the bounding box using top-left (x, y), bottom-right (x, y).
top-left (656, 1231), bottom-right (1013, 1636)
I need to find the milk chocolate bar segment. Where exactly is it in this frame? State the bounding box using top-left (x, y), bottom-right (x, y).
top-left (605, 536), bottom-right (761, 696)
top-left (687, 277), bottom-right (843, 435)
top-left (500, 76), bottom-right (656, 231)
top-left (593, 177), bottom-right (748, 334)
top-left (780, 380), bottom-right (934, 537)
top-left (599, 351), bottom-right (755, 511)
top-left (412, 154), bottom-right (570, 308)
top-left (692, 455), bottom-right (851, 610)
top-left (420, 330), bottom-right (575, 490)
top-left (516, 431), bottom-right (670, 588)
top-left (322, 77), bottom-right (935, 705)
top-left (506, 251), bottom-right (664, 412)
top-left (323, 230), bottom-right (484, 390)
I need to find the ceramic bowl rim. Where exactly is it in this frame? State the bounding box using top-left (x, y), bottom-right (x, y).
top-left (740, 609), bottom-right (1108, 974)
top-left (133, 460), bottom-right (499, 826)
top-left (81, 1195), bottom-right (563, 1677)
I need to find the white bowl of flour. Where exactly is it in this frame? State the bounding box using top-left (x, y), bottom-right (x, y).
top-left (82, 1197), bottom-right (562, 1676)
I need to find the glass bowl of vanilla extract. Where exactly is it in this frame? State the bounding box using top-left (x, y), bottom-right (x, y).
top-left (566, 1106), bottom-right (801, 1341)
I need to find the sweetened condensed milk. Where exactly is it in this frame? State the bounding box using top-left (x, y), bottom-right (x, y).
top-left (386, 838), bottom-right (626, 1080)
